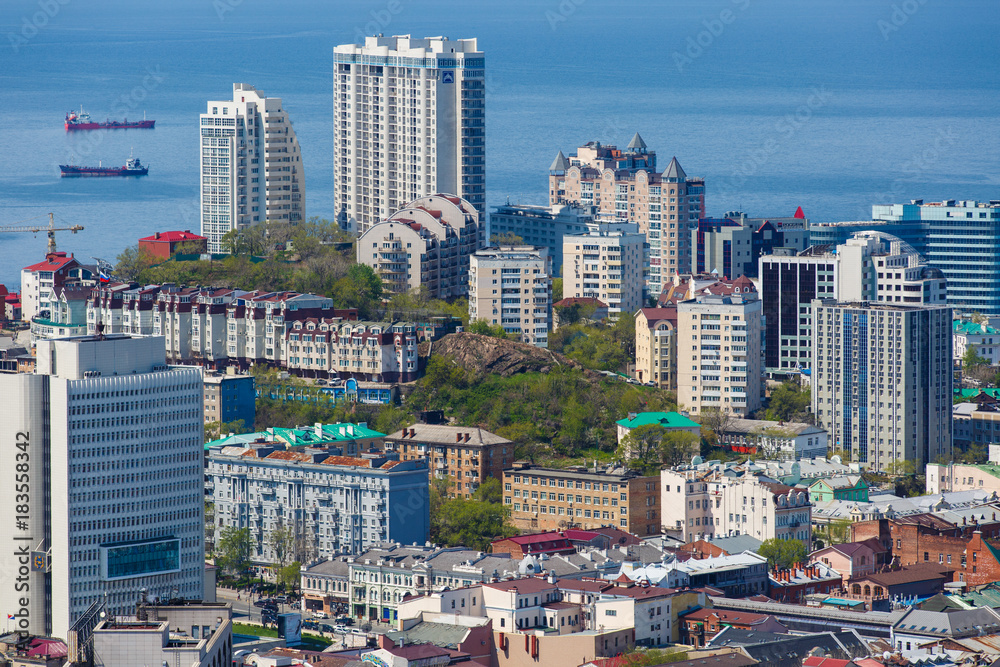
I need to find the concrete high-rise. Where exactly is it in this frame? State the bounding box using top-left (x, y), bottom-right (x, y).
top-left (0, 335), bottom-right (204, 638)
top-left (200, 83), bottom-right (305, 253)
top-left (468, 246), bottom-right (552, 347)
top-left (811, 300), bottom-right (953, 470)
top-left (676, 277), bottom-right (763, 417)
top-left (563, 226), bottom-right (645, 316)
top-left (333, 36), bottom-right (485, 234)
top-left (759, 231), bottom-right (946, 377)
top-left (549, 136), bottom-right (705, 296)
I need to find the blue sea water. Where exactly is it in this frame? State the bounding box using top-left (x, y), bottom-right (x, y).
top-left (0, 0), bottom-right (997, 289)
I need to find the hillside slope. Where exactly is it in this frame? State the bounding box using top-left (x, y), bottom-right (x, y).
top-left (421, 332), bottom-right (600, 379)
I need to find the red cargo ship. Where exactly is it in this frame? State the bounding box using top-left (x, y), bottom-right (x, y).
top-left (65, 107), bottom-right (155, 130)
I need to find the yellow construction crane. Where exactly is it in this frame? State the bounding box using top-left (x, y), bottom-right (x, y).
top-left (0, 213), bottom-right (84, 254)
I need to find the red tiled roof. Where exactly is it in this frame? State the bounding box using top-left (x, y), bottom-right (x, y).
top-left (139, 230), bottom-right (208, 242)
top-left (803, 658), bottom-right (851, 667)
top-left (385, 643), bottom-right (451, 660)
top-left (381, 460), bottom-right (402, 469)
top-left (556, 579), bottom-right (613, 593)
top-left (23, 252), bottom-right (77, 273)
top-left (265, 451), bottom-right (312, 462)
top-left (321, 456), bottom-right (371, 467)
top-left (496, 532), bottom-right (572, 547)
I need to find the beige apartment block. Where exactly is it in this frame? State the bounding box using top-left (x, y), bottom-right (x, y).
top-left (563, 228), bottom-right (645, 316)
top-left (356, 194), bottom-right (483, 298)
top-left (634, 307), bottom-right (678, 389)
top-left (677, 277), bottom-right (763, 417)
top-left (549, 135), bottom-right (705, 296)
top-left (503, 463), bottom-right (662, 537)
top-left (469, 246), bottom-right (552, 347)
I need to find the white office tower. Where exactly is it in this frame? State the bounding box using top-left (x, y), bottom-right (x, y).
top-left (0, 335), bottom-right (204, 638)
top-left (200, 83), bottom-right (306, 253)
top-left (333, 35), bottom-right (486, 234)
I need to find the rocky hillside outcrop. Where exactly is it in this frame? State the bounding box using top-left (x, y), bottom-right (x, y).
top-left (421, 332), bottom-right (599, 379)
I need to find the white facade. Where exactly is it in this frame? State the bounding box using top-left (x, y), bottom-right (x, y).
top-left (200, 83), bottom-right (305, 253)
top-left (0, 335), bottom-right (204, 639)
top-left (660, 467), bottom-right (812, 548)
top-left (953, 318), bottom-right (1000, 365)
top-left (563, 228), bottom-right (645, 316)
top-left (333, 36), bottom-right (485, 234)
top-left (811, 300), bottom-right (953, 470)
top-left (206, 447), bottom-right (430, 560)
top-left (356, 194), bottom-right (483, 298)
top-left (676, 283), bottom-right (763, 417)
top-left (469, 246), bottom-right (552, 347)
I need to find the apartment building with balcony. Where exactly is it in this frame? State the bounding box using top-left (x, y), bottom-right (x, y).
top-left (503, 462), bottom-right (661, 536)
top-left (811, 300), bottom-right (953, 470)
top-left (469, 246), bottom-right (552, 347)
top-left (200, 83), bottom-right (305, 253)
top-left (550, 135), bottom-right (705, 295)
top-left (661, 462), bottom-right (812, 548)
top-left (634, 307), bottom-right (678, 389)
top-left (206, 445), bottom-right (430, 561)
top-left (676, 277), bottom-right (763, 416)
top-left (385, 424), bottom-right (512, 498)
top-left (357, 194), bottom-right (484, 298)
top-left (563, 227), bottom-right (645, 316)
top-left (333, 36), bottom-right (485, 234)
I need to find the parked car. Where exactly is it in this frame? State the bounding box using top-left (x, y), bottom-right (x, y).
top-left (350, 628), bottom-right (367, 636)
top-left (320, 624), bottom-right (336, 634)
top-left (303, 621), bottom-right (319, 631)
top-left (335, 616), bottom-right (354, 626)
top-left (274, 595), bottom-right (288, 604)
top-left (333, 625), bottom-right (348, 635)
top-left (253, 599), bottom-right (274, 608)
top-left (312, 610), bottom-right (328, 619)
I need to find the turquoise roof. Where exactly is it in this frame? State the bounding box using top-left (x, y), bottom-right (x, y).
top-left (204, 422), bottom-right (384, 451)
top-left (616, 411), bottom-right (700, 430)
top-left (955, 388), bottom-right (1000, 399)
top-left (954, 319), bottom-right (1000, 335)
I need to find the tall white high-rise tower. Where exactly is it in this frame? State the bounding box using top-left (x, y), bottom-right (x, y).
top-left (333, 35), bottom-right (485, 234)
top-left (200, 83), bottom-right (305, 253)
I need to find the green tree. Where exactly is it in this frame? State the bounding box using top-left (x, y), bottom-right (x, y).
top-left (278, 561), bottom-right (301, 593)
top-left (617, 424), bottom-right (667, 472)
top-left (490, 232), bottom-right (524, 246)
top-left (758, 537), bottom-right (808, 569)
top-left (763, 382), bottom-right (812, 423)
top-left (268, 521), bottom-right (296, 567)
top-left (468, 320), bottom-right (509, 339)
top-left (220, 221), bottom-right (269, 256)
top-left (552, 277), bottom-right (563, 303)
top-left (430, 478), bottom-right (517, 550)
top-left (217, 527), bottom-right (253, 577)
top-left (114, 244), bottom-right (156, 283)
top-left (958, 442), bottom-right (988, 464)
top-left (964, 344), bottom-right (990, 371)
top-left (662, 431), bottom-right (700, 467)
top-left (825, 518), bottom-right (853, 545)
top-left (205, 419), bottom-right (248, 443)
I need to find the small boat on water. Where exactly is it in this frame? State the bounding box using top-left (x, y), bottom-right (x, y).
top-left (60, 155), bottom-right (149, 177)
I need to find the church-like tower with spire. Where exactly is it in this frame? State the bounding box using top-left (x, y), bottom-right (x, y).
top-left (547, 133), bottom-right (705, 297)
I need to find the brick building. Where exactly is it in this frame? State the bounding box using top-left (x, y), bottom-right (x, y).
top-left (851, 510), bottom-right (1000, 586)
top-left (138, 230), bottom-right (208, 260)
top-left (490, 532), bottom-right (575, 560)
top-left (503, 462), bottom-right (661, 536)
top-left (679, 608), bottom-right (787, 648)
top-left (385, 424), bottom-right (513, 498)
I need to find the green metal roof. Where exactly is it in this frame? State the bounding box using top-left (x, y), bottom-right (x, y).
top-left (955, 388), bottom-right (1000, 399)
top-left (616, 411), bottom-right (701, 430)
top-left (204, 422), bottom-right (384, 451)
top-left (954, 319), bottom-right (1000, 335)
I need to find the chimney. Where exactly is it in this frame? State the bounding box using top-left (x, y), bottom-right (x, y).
top-left (465, 433), bottom-right (471, 442)
top-left (456, 432), bottom-right (463, 442)
top-left (154, 232), bottom-right (160, 239)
